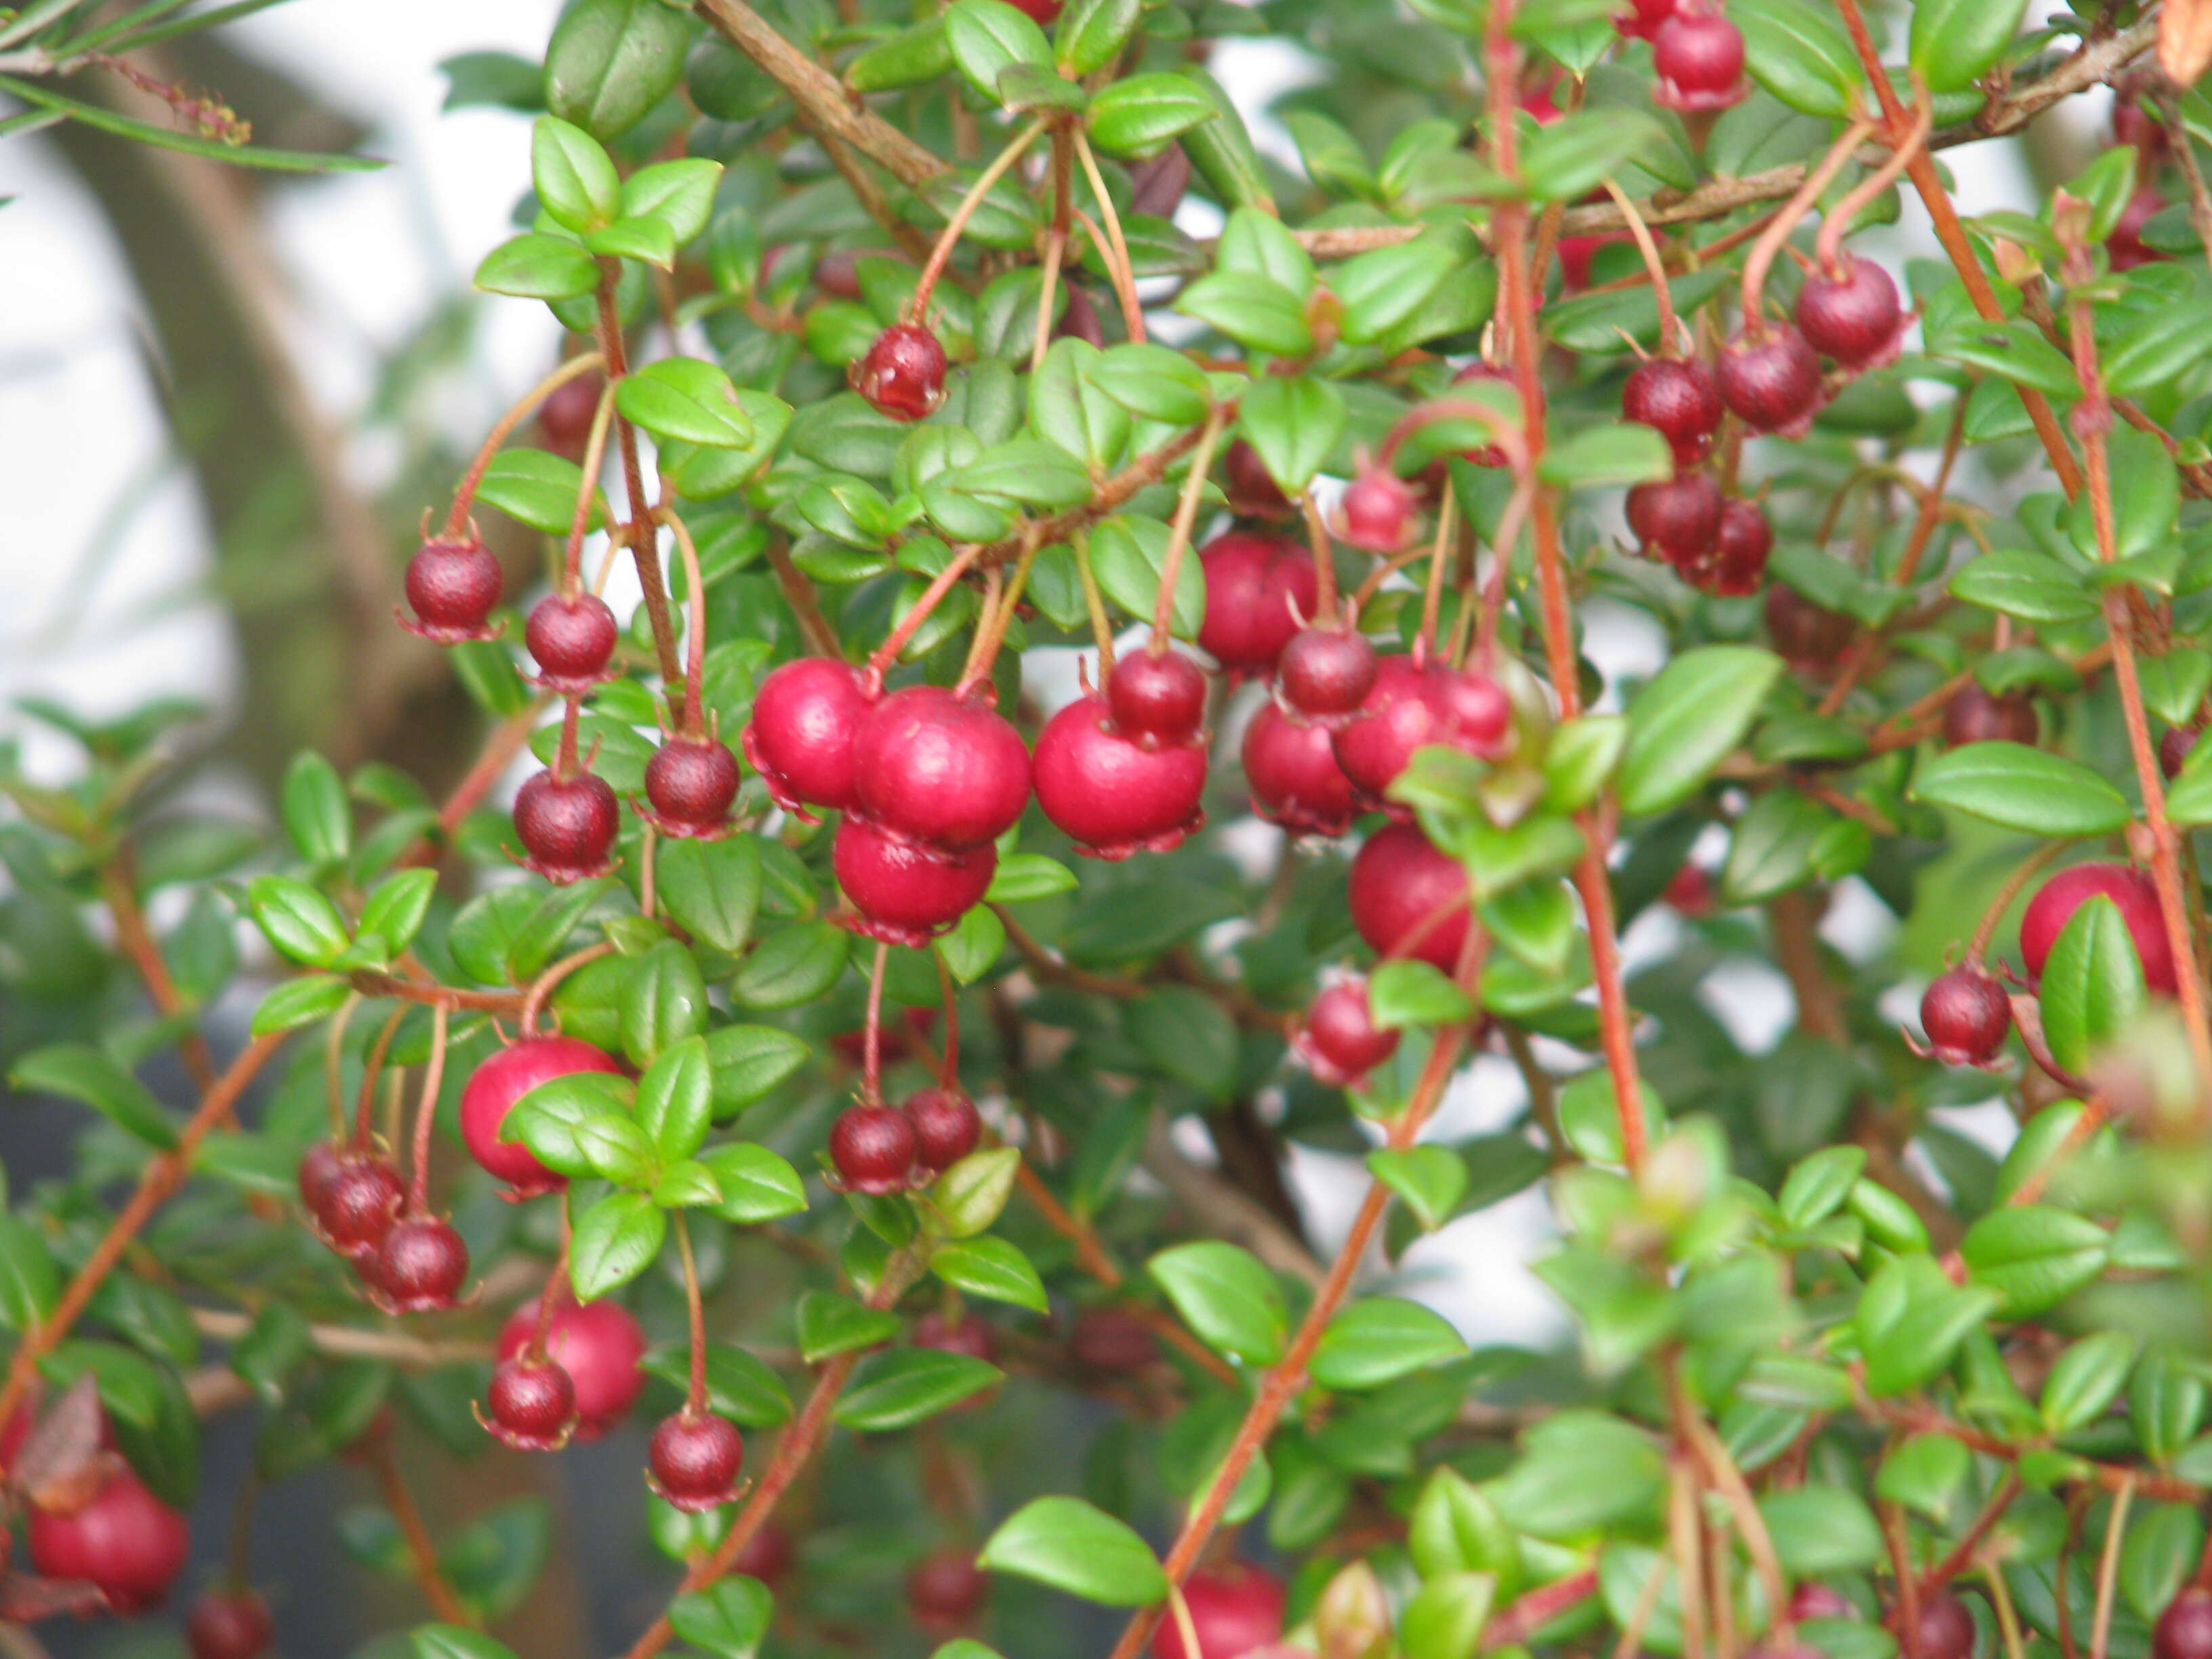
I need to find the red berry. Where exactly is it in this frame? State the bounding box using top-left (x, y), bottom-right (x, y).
top-left (1279, 628), bottom-right (1379, 725)
top-left (742, 657), bottom-right (874, 817)
top-left (909, 1550), bottom-right (987, 1629)
top-left (525, 592), bottom-right (619, 693)
top-left (1005, 0), bottom-right (1061, 19)
top-left (1664, 863), bottom-right (1715, 916)
top-left (1718, 325), bottom-right (1826, 436)
top-left (1906, 1591), bottom-right (1978, 1659)
top-left (1765, 586), bottom-right (1856, 664)
top-left (401, 535), bottom-right (502, 642)
top-left (298, 1141), bottom-right (346, 1214)
top-left (1349, 822), bottom-right (1471, 972)
top-left (1942, 687), bottom-right (2038, 749)
top-left (2110, 188), bottom-right (2169, 272)
top-left (2162, 728), bottom-right (2198, 778)
top-left (2156, 1589), bottom-right (2212, 1659)
top-left (643, 737), bottom-right (742, 839)
top-left (1197, 533), bottom-right (1318, 678)
top-left (1919, 965), bottom-right (2011, 1067)
top-left (186, 1589), bottom-right (274, 1659)
top-left (368, 1215), bottom-right (470, 1313)
top-left (1224, 439), bottom-right (1294, 519)
top-left (1244, 702), bottom-right (1357, 838)
top-left (2021, 863), bottom-right (2176, 996)
top-left (1622, 358), bottom-right (1723, 468)
top-left (1450, 361), bottom-right (1515, 467)
top-left (514, 769), bottom-right (619, 883)
top-left (1107, 650), bottom-right (1209, 748)
top-left (314, 1156), bottom-right (405, 1261)
top-left (914, 1309), bottom-right (996, 1361)
top-left (1332, 655), bottom-right (1513, 811)
top-left (905, 1086), bottom-right (983, 1176)
top-left (480, 1354), bottom-right (579, 1451)
top-left (1702, 498), bottom-right (1773, 596)
top-left (830, 1103), bottom-right (918, 1193)
top-left (1294, 979), bottom-right (1401, 1086)
top-left (1035, 694), bottom-right (1208, 859)
top-left (461, 1036), bottom-right (621, 1199)
top-left (499, 1298), bottom-right (648, 1439)
top-left (1626, 472), bottom-right (1724, 571)
top-left (1339, 464), bottom-right (1418, 552)
top-left (1652, 8), bottom-right (1748, 112)
top-left (26, 1470), bottom-right (190, 1614)
top-left (853, 685), bottom-right (1031, 854)
top-left (1559, 231), bottom-right (1629, 291)
top-left (1795, 256), bottom-right (1908, 371)
top-left (1069, 1306), bottom-right (1160, 1371)
top-left (2114, 93), bottom-right (2169, 163)
top-left (729, 1523), bottom-right (794, 1584)
top-left (812, 249), bottom-right (861, 299)
top-left (1153, 1561), bottom-right (1286, 1659)
top-left (537, 367), bottom-right (605, 462)
top-left (1616, 0), bottom-right (1681, 39)
top-left (1789, 1582), bottom-right (1854, 1622)
top-left (852, 323), bottom-right (947, 421)
top-left (648, 1410), bottom-right (745, 1511)
top-left (1054, 280), bottom-right (1105, 348)
top-left (833, 815), bottom-right (998, 947)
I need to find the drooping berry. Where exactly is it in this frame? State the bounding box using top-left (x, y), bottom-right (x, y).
top-left (1718, 324), bottom-right (1826, 436)
top-left (1942, 686), bottom-right (2038, 750)
top-left (642, 736), bottom-right (742, 839)
top-left (1652, 7), bottom-right (1748, 112)
top-left (1788, 1582), bottom-right (1854, 1622)
top-left (401, 535), bottom-right (503, 642)
top-left (499, 1298), bottom-right (648, 1439)
top-left (851, 684), bottom-right (1032, 853)
top-left (833, 815), bottom-right (998, 947)
top-left (1069, 1306), bottom-right (1160, 1371)
top-left (1278, 628), bottom-right (1379, 726)
top-left (298, 1140), bottom-right (346, 1214)
top-left (313, 1155), bottom-right (405, 1261)
top-left (648, 1410), bottom-right (745, 1511)
top-left (1702, 498), bottom-right (1773, 596)
top-left (1616, 0), bottom-right (1681, 40)
top-left (1035, 693), bottom-right (1208, 859)
top-left (1152, 1560), bottom-right (1287, 1659)
top-left (2109, 187), bottom-right (2169, 272)
top-left (26, 1469), bottom-right (190, 1614)
top-left (1332, 655), bottom-right (1513, 811)
top-left (1622, 357), bottom-right (1724, 468)
top-left (1919, 965), bottom-right (2012, 1067)
top-left (830, 1103), bottom-right (918, 1194)
top-left (1795, 257), bottom-right (1909, 371)
top-left (1223, 440), bottom-right (1294, 519)
top-left (852, 323), bottom-right (948, 421)
top-left (186, 1588), bottom-right (275, 1659)
top-left (368, 1215), bottom-right (470, 1313)
top-left (537, 367), bottom-right (606, 463)
top-left (1905, 1591), bottom-right (1978, 1659)
top-left (1765, 586), bottom-right (1856, 665)
top-left (1294, 979), bottom-right (1401, 1087)
top-left (729, 1523), bottom-right (794, 1585)
top-left (1348, 822), bottom-right (1471, 972)
top-left (513, 768), bottom-right (620, 883)
top-left (741, 657), bottom-right (874, 818)
top-left (479, 1353), bottom-right (579, 1451)
top-left (1244, 702), bottom-right (1357, 837)
top-left (1339, 463), bottom-right (1418, 552)
top-left (2155, 1588), bottom-right (2212, 1659)
top-left (1626, 472), bottom-right (1724, 570)
top-left (2021, 863), bottom-right (2176, 995)
top-left (1450, 361), bottom-right (1515, 468)
top-left (1197, 532), bottom-right (1318, 678)
top-left (1107, 649), bottom-right (1209, 748)
top-left (905, 1086), bottom-right (983, 1176)
top-left (462, 1036), bottom-right (621, 1200)
top-left (909, 1550), bottom-right (988, 1629)
top-left (525, 592), bottom-right (619, 693)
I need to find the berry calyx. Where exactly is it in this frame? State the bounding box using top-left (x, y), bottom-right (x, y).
top-left (1197, 532), bottom-right (1318, 678)
top-left (1942, 686), bottom-right (2038, 750)
top-left (26, 1469), bottom-right (190, 1614)
top-left (2021, 863), bottom-right (2177, 996)
top-left (1223, 439), bottom-right (1294, 519)
top-left (1765, 586), bottom-right (1857, 665)
top-left (1069, 1305), bottom-right (1160, 1371)
top-left (479, 1353), bottom-right (579, 1451)
top-left (830, 1103), bottom-right (917, 1193)
top-left (908, 1549), bottom-right (987, 1629)
top-left (1339, 462), bottom-right (1417, 552)
top-left (648, 1410), bottom-right (745, 1511)
top-left (1152, 1560), bottom-right (1286, 1659)
top-left (460, 1035), bottom-right (621, 1200)
top-left (1035, 693), bottom-right (1208, 859)
top-left (2155, 1588), bottom-right (2212, 1659)
top-left (1349, 822), bottom-right (1471, 972)
top-left (1106, 649), bottom-right (1209, 749)
top-left (1244, 701), bottom-right (1357, 838)
top-left (741, 657), bottom-right (874, 818)
top-left (905, 1086), bottom-right (983, 1176)
top-left (1651, 7), bottom-right (1748, 112)
top-left (852, 323), bottom-right (947, 421)
top-left (851, 684), bottom-right (1031, 854)
top-left (400, 535), bottom-right (503, 642)
top-left (525, 592), bottom-right (619, 693)
top-left (312, 1155), bottom-right (405, 1261)
top-left (1626, 472), bottom-right (1724, 571)
top-left (513, 768), bottom-right (620, 884)
top-left (1332, 655), bottom-right (1513, 811)
top-left (1702, 497), bottom-right (1773, 596)
top-left (642, 735), bottom-right (741, 840)
top-left (1918, 964), bottom-right (2012, 1067)
top-left (1718, 324), bottom-right (1825, 436)
top-left (499, 1298), bottom-right (648, 1439)
top-left (367, 1214), bottom-right (470, 1313)
top-left (832, 815), bottom-right (998, 947)
top-left (1294, 979), bottom-right (1401, 1087)
top-left (1622, 357), bottom-right (1724, 468)
top-left (186, 1589), bottom-right (275, 1659)
top-left (1795, 256), bottom-right (1909, 372)
top-left (1278, 628), bottom-right (1378, 725)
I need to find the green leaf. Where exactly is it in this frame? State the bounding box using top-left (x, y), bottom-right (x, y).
top-left (1309, 1297), bottom-right (1466, 1390)
top-left (252, 974), bottom-right (352, 1036)
top-left (569, 1191), bottom-right (666, 1300)
top-left (1948, 551), bottom-right (2102, 623)
top-left (1124, 985), bottom-right (1237, 1100)
top-left (986, 853), bottom-right (1078, 902)
top-left (1237, 374), bottom-right (1345, 496)
top-left (413, 1627), bottom-right (518, 1659)
top-left (1778, 1145), bottom-right (1867, 1229)
top-left (1367, 1146), bottom-right (1469, 1231)
top-left (1758, 1488), bottom-right (1884, 1575)
top-left (1332, 240), bottom-right (1456, 344)
top-left (1147, 1240), bottom-right (1286, 1364)
top-left (1088, 344), bottom-right (1214, 425)
top-left (1909, 742), bottom-right (2131, 836)
top-left (1962, 1205), bottom-right (2110, 1317)
top-left (703, 1024), bottom-right (811, 1115)
top-left (945, 0), bottom-right (1052, 98)
top-left (1056, 0), bottom-right (1139, 75)
top-left (796, 1290), bottom-right (901, 1362)
top-left (731, 921), bottom-right (848, 1009)
top-left (1536, 421), bottom-right (1671, 488)
top-left (281, 750), bottom-right (351, 863)
top-left (587, 213), bottom-right (677, 268)
top-left (2123, 1504), bottom-right (2204, 1624)
top-left (358, 869), bottom-right (436, 960)
top-left (697, 1142), bottom-right (807, 1223)
top-left (1908, 0), bottom-right (2029, 91)
top-left (616, 358), bottom-right (756, 447)
top-left (640, 1344), bottom-right (792, 1426)
top-left (932, 1237), bottom-right (1049, 1313)
top-left (1089, 515), bottom-right (1206, 639)
top-left (12, 1045), bottom-right (178, 1148)
top-left (2039, 896), bottom-right (2146, 1075)
top-left (1401, 1572), bottom-right (1496, 1659)
top-left (634, 1037), bottom-right (712, 1164)
top-left (1618, 647), bottom-right (1784, 816)
top-left (0, 1214), bottom-right (59, 1332)
top-left (1368, 960), bottom-right (1476, 1029)
top-left (846, 19), bottom-right (954, 91)
top-left (1087, 71), bottom-right (1216, 156)
top-left (2105, 300), bottom-right (2212, 397)
top-left (474, 448), bottom-right (607, 533)
top-left (978, 1496), bottom-right (1167, 1606)
top-left (834, 1347), bottom-right (1002, 1430)
top-left (669, 1578), bottom-right (775, 1658)
top-left (531, 115), bottom-right (620, 233)
top-left (1734, 0), bottom-right (1866, 117)
top-left (248, 874), bottom-right (349, 966)
top-left (1521, 107), bottom-right (1666, 202)
top-left (1175, 270), bottom-right (1312, 359)
top-left (657, 836), bottom-right (762, 956)
top-left (2043, 1331), bottom-right (2139, 1435)
top-left (621, 158), bottom-right (721, 245)
top-left (1877, 1433), bottom-right (1971, 1521)
top-left (543, 0), bottom-right (689, 142)
top-left (623, 939), bottom-right (709, 1065)
top-left (933, 1147), bottom-right (1021, 1240)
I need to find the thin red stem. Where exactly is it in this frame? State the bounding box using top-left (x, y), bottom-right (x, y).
top-left (406, 1002), bottom-right (450, 1214)
top-left (862, 939), bottom-right (890, 1105)
top-left (444, 351), bottom-right (605, 538)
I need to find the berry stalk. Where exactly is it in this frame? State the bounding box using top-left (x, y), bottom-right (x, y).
top-left (1074, 131), bottom-right (1147, 344)
top-left (907, 117), bottom-right (1049, 323)
top-left (1150, 409), bottom-right (1227, 650)
top-left (442, 350), bottom-right (606, 539)
top-left (1736, 117), bottom-right (1877, 331)
top-left (591, 268), bottom-right (687, 694)
top-left (559, 378), bottom-right (620, 596)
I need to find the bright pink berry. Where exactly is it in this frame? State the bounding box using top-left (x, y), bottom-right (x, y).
top-left (1332, 655), bottom-right (1513, 811)
top-left (1034, 694), bottom-right (1208, 859)
top-left (1789, 1583), bottom-right (1854, 1622)
top-left (26, 1469), bottom-right (190, 1614)
top-left (830, 1103), bottom-right (918, 1193)
top-left (1349, 822), bottom-right (1471, 972)
top-left (1616, 0), bottom-right (1682, 39)
top-left (833, 815), bottom-right (998, 947)
top-left (1626, 472), bottom-right (1723, 570)
top-left (1919, 965), bottom-right (2011, 1067)
top-left (1652, 8), bottom-right (1748, 112)
top-left (480, 1354), bottom-right (579, 1450)
top-left (1279, 628), bottom-right (1378, 724)
top-left (368, 1215), bottom-right (470, 1313)
top-left (905, 1086), bottom-right (983, 1176)
top-left (1339, 464), bottom-right (1418, 552)
top-left (1244, 702), bottom-right (1357, 837)
top-left (852, 684), bottom-right (1031, 854)
top-left (1622, 358), bottom-right (1723, 468)
top-left (499, 1298), bottom-right (648, 1439)
top-left (513, 768), bottom-right (619, 884)
top-left (1197, 533), bottom-right (1318, 678)
top-left (313, 1155), bottom-right (405, 1261)
top-left (909, 1550), bottom-right (988, 1629)
top-left (460, 1036), bottom-right (621, 1200)
top-left (1223, 439), bottom-right (1294, 519)
top-left (1942, 686), bottom-right (2038, 749)
top-left (742, 657), bottom-right (875, 818)
top-left (2156, 1589), bottom-right (2212, 1659)
top-left (401, 535), bottom-right (502, 642)
top-left (1795, 257), bottom-right (1909, 371)
top-left (648, 1410), bottom-right (745, 1511)
top-left (1702, 498), bottom-right (1772, 596)
top-left (1718, 325), bottom-right (1826, 436)
top-left (525, 592), bottom-right (619, 692)
top-left (643, 737), bottom-right (741, 839)
top-left (186, 1589), bottom-right (274, 1659)
top-left (2021, 863), bottom-right (2176, 996)
top-left (852, 323), bottom-right (947, 421)
top-left (1106, 650), bottom-right (1209, 748)
top-left (1294, 979), bottom-right (1401, 1086)
top-left (1152, 1560), bottom-right (1286, 1659)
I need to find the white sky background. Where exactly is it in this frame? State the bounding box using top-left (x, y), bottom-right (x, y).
top-left (0, 2), bottom-right (2062, 1346)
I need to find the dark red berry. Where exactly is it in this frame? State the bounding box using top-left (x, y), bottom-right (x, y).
top-left (1069, 1306), bottom-right (1160, 1371)
top-left (298, 1140), bottom-right (346, 1213)
top-left (2161, 727), bottom-right (2198, 778)
top-left (852, 323), bottom-right (947, 421)
top-left (833, 815), bottom-right (997, 947)
top-left (1702, 498), bottom-right (1773, 596)
top-left (26, 1469), bottom-right (190, 1614)
top-left (648, 1410), bottom-right (745, 1511)
top-left (525, 592), bottom-right (619, 693)
top-left (461, 1036), bottom-right (621, 1200)
top-left (2021, 863), bottom-right (2176, 996)
top-left (812, 249), bottom-right (862, 299)
top-left (1626, 472), bottom-right (1724, 570)
top-left (514, 768), bottom-right (619, 884)
top-left (643, 737), bottom-right (741, 839)
top-left (729, 1522), bottom-right (794, 1584)
top-left (1197, 532), bottom-right (1318, 678)
top-left (1224, 439), bottom-right (1294, 519)
top-left (1244, 702), bottom-right (1357, 837)
top-left (1616, 0), bottom-right (1681, 40)
top-left (2155, 1589), bottom-right (2212, 1659)
top-left (909, 1550), bottom-right (987, 1629)
top-left (1106, 649), bottom-right (1209, 748)
top-left (1332, 655), bottom-right (1513, 811)
top-left (1718, 324), bottom-right (1826, 436)
top-left (1035, 693), bottom-right (1208, 859)
top-left (830, 1103), bottom-right (917, 1193)
top-left (741, 657), bottom-right (874, 817)
top-left (1942, 687), bottom-right (2038, 750)
top-left (1765, 587), bottom-right (1856, 664)
top-left (1450, 361), bottom-right (1515, 467)
top-left (1622, 358), bottom-right (1723, 468)
top-left (2114, 91), bottom-right (2169, 164)
top-left (1339, 464), bottom-right (1418, 552)
top-left (1279, 628), bottom-right (1379, 725)
top-left (1153, 1560), bottom-right (1286, 1659)
top-left (1906, 1591), bottom-right (1978, 1659)
top-left (401, 535), bottom-right (502, 642)
top-left (1053, 280), bottom-right (1105, 347)
top-left (1294, 979), bottom-right (1401, 1087)
top-left (2110, 188), bottom-right (2169, 272)
top-left (851, 684), bottom-right (1031, 854)
top-left (368, 1215), bottom-right (470, 1313)
top-left (499, 1298), bottom-right (647, 1439)
top-left (1128, 145), bottom-right (1191, 218)
top-left (480, 1354), bottom-right (578, 1450)
top-left (905, 1086), bottom-right (983, 1176)
top-left (314, 1155), bottom-right (405, 1261)
top-left (537, 367), bottom-right (605, 463)
top-left (1795, 256), bottom-right (1908, 371)
top-left (1652, 8), bottom-right (1747, 112)
top-left (914, 1309), bottom-right (996, 1361)
top-left (1664, 863), bottom-right (1715, 916)
top-left (186, 1588), bottom-right (274, 1659)
top-left (1349, 822), bottom-right (1471, 972)
top-left (1919, 965), bottom-right (2011, 1067)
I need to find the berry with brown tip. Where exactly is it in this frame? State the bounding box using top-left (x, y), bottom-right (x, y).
top-left (1795, 256), bottom-right (1909, 371)
top-left (1942, 686), bottom-right (2038, 750)
top-left (1244, 702), bottom-right (1357, 837)
top-left (851, 684), bottom-right (1031, 854)
top-left (833, 815), bottom-right (998, 947)
top-left (1197, 532), bottom-right (1318, 678)
top-left (401, 535), bottom-right (503, 642)
top-left (1278, 628), bottom-right (1378, 725)
top-left (368, 1215), bottom-right (470, 1313)
top-left (642, 737), bottom-right (741, 839)
top-left (186, 1588), bottom-right (274, 1659)
top-left (648, 1410), bottom-right (745, 1511)
top-left (1919, 965), bottom-right (2011, 1067)
top-left (1294, 979), bottom-right (1401, 1087)
top-left (1348, 822), bottom-right (1471, 972)
top-left (480, 1353), bottom-right (578, 1450)
top-left (908, 1549), bottom-right (987, 1630)
top-left (514, 768), bottom-right (619, 883)
top-left (26, 1469), bottom-right (190, 1614)
top-left (498, 1298), bottom-right (647, 1439)
top-left (852, 323), bottom-right (947, 421)
top-left (1652, 7), bottom-right (1748, 112)
top-left (1106, 650), bottom-right (1208, 748)
top-left (741, 657), bottom-right (874, 818)
top-left (905, 1086), bottom-right (983, 1176)
top-left (830, 1103), bottom-right (917, 1194)
top-left (525, 592), bottom-right (619, 693)
top-left (1719, 324), bottom-right (1825, 436)
top-left (1034, 694), bottom-right (1208, 859)
top-left (460, 1035), bottom-right (621, 1200)
top-left (1626, 472), bottom-right (1724, 570)
top-left (1622, 357), bottom-right (1724, 468)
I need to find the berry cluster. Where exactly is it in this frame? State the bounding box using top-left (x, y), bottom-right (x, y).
top-left (827, 1086), bottom-right (983, 1194)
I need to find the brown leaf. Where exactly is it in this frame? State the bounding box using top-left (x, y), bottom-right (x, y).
top-left (9, 1376), bottom-right (109, 1517)
top-left (2160, 0), bottom-right (2212, 90)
